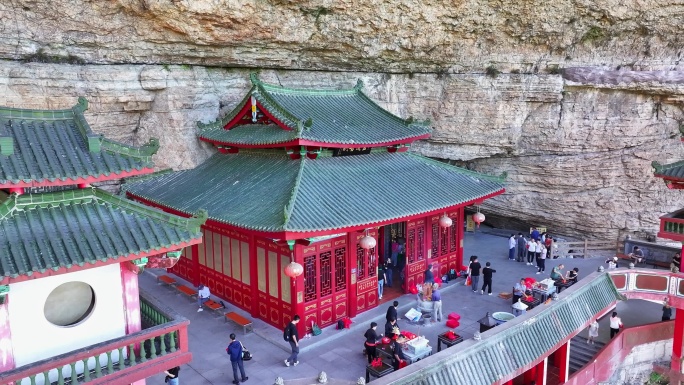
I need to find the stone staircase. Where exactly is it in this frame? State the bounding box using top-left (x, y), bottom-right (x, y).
top-left (569, 335), bottom-right (606, 374)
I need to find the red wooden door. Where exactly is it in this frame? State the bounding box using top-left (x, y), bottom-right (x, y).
top-left (428, 210), bottom-right (460, 278)
top-left (404, 219), bottom-right (427, 292)
top-left (351, 229), bottom-right (379, 314)
top-left (302, 236), bottom-right (348, 332)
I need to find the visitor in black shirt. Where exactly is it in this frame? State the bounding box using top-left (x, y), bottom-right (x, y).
top-left (390, 333), bottom-right (406, 370)
top-left (363, 322), bottom-right (379, 363)
top-left (385, 318), bottom-right (397, 337)
top-left (468, 256), bottom-right (482, 294)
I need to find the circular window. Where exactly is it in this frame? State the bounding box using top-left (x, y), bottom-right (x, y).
top-left (44, 282), bottom-right (96, 327)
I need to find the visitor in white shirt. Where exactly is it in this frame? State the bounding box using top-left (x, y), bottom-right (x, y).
top-left (609, 311), bottom-right (623, 338)
top-left (197, 284), bottom-right (211, 312)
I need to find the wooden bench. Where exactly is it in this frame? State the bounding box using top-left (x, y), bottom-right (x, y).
top-left (617, 254), bottom-right (669, 269)
top-left (644, 259), bottom-right (670, 269)
top-left (157, 275), bottom-right (177, 286)
top-left (175, 284), bottom-right (197, 299)
top-left (225, 311), bottom-right (254, 335)
top-left (203, 299), bottom-right (225, 315)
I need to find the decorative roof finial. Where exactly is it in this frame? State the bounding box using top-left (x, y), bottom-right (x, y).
top-left (249, 73), bottom-right (262, 86)
top-left (652, 161), bottom-right (663, 173)
top-left (354, 79), bottom-right (364, 91)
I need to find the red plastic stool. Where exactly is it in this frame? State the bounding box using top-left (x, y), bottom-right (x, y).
top-left (448, 313), bottom-right (461, 321)
top-left (446, 319), bottom-right (460, 328)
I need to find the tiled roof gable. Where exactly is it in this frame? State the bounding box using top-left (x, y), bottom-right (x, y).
top-left (0, 98), bottom-right (159, 186)
top-left (197, 74), bottom-right (431, 147)
top-left (0, 188), bottom-right (207, 278)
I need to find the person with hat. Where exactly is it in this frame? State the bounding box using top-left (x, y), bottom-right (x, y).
top-left (390, 328), bottom-right (406, 371)
top-left (363, 322), bottom-right (380, 364)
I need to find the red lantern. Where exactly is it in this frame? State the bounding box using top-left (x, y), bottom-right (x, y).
top-left (472, 212), bottom-right (485, 228)
top-left (284, 261), bottom-right (303, 279)
top-left (359, 234), bottom-right (377, 250)
top-left (438, 214), bottom-right (453, 229)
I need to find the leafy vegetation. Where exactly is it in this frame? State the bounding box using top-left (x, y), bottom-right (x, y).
top-left (581, 26), bottom-right (606, 43)
top-left (24, 48), bottom-right (85, 65)
top-left (485, 66), bottom-right (500, 78)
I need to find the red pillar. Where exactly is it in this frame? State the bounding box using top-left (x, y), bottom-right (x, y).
top-left (672, 308), bottom-right (684, 372)
top-left (120, 263), bottom-right (141, 335)
top-left (248, 235), bottom-right (259, 319)
top-left (503, 380), bottom-right (513, 385)
top-left (457, 207), bottom-right (465, 268)
top-left (536, 357), bottom-right (548, 385)
top-left (293, 243), bottom-right (306, 338)
top-left (347, 231), bottom-right (359, 318)
top-left (0, 296), bottom-right (15, 372)
top-left (523, 365), bottom-right (536, 383)
top-left (191, 243), bottom-right (200, 287)
top-left (557, 341), bottom-right (570, 383)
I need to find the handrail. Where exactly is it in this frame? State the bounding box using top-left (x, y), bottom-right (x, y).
top-left (565, 321), bottom-right (675, 385)
top-left (0, 291), bottom-right (190, 385)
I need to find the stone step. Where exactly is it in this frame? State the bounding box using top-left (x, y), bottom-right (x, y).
top-left (569, 357), bottom-right (587, 372)
top-left (571, 341), bottom-right (602, 356)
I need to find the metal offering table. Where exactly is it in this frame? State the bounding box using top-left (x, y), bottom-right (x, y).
top-left (437, 333), bottom-right (464, 352)
top-left (366, 362), bottom-right (393, 382)
top-left (403, 345), bottom-right (432, 363)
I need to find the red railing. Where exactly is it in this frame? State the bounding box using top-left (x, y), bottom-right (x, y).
top-left (658, 209), bottom-right (684, 241)
top-left (565, 321), bottom-right (675, 385)
top-left (0, 291), bottom-right (191, 385)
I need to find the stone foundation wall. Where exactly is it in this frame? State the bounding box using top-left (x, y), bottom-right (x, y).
top-left (608, 339), bottom-right (672, 385)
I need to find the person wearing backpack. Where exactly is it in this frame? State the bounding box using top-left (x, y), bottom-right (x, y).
top-left (226, 333), bottom-right (248, 384)
top-left (283, 315), bottom-right (300, 367)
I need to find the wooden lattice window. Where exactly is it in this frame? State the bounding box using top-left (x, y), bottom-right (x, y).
top-left (304, 255), bottom-right (317, 302)
top-left (335, 247), bottom-right (346, 291)
top-left (450, 220), bottom-right (458, 253)
top-left (407, 229), bottom-right (415, 263)
top-left (356, 244), bottom-right (366, 280)
top-left (431, 222), bottom-right (440, 258)
top-left (369, 248), bottom-right (377, 277)
top-left (417, 226), bottom-right (425, 260)
top-left (320, 251), bottom-right (332, 297)
top-left (441, 227), bottom-right (449, 255)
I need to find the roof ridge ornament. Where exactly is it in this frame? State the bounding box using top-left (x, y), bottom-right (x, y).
top-left (354, 79), bottom-right (364, 91)
top-left (652, 161), bottom-right (663, 173)
top-left (250, 73), bottom-right (262, 86)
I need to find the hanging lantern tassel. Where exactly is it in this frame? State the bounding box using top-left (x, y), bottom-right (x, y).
top-left (284, 261), bottom-right (304, 286)
top-left (438, 213), bottom-right (453, 232)
top-left (472, 212), bottom-right (485, 228)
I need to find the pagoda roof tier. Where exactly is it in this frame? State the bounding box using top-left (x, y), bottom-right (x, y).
top-left (0, 188), bottom-right (206, 280)
top-left (125, 150), bottom-right (505, 239)
top-left (0, 98), bottom-right (160, 188)
top-left (653, 160), bottom-right (684, 182)
top-left (198, 74), bottom-right (431, 148)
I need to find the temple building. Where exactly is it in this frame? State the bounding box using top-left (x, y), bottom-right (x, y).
top-left (125, 74), bottom-right (505, 334)
top-left (0, 98), bottom-right (205, 385)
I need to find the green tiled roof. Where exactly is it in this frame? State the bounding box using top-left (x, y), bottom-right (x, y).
top-left (387, 272), bottom-right (624, 385)
top-left (0, 188), bottom-right (206, 278)
top-left (653, 160), bottom-right (684, 180)
top-left (0, 98), bottom-right (160, 186)
top-left (198, 74), bottom-right (431, 147)
top-left (125, 150), bottom-right (505, 234)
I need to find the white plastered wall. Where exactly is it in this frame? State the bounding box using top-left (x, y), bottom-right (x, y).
top-left (8, 263), bottom-right (126, 367)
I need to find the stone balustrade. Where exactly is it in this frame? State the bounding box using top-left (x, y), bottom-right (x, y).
top-left (0, 290), bottom-right (191, 385)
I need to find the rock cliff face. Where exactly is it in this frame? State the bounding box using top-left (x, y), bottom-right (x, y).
top-left (0, 0), bottom-right (683, 240)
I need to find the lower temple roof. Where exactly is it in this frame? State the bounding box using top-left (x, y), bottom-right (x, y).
top-left (0, 188), bottom-right (206, 279)
top-left (125, 150), bottom-right (505, 237)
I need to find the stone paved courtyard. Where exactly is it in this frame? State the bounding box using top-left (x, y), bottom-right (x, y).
top-left (144, 231), bottom-right (665, 384)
